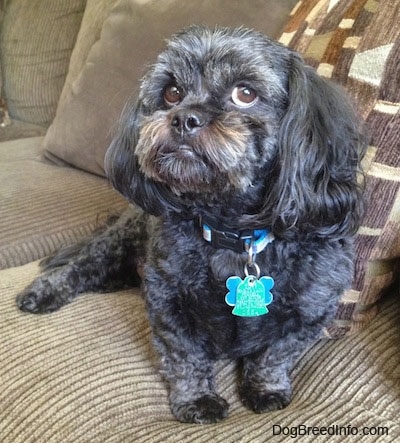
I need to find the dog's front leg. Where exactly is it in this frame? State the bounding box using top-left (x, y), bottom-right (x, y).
top-left (150, 326), bottom-right (229, 424)
top-left (16, 207), bottom-right (146, 313)
top-left (145, 271), bottom-right (229, 424)
top-left (239, 331), bottom-right (319, 413)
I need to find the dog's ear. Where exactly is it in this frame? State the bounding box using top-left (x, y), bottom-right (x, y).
top-left (264, 54), bottom-right (366, 239)
top-left (105, 100), bottom-right (184, 216)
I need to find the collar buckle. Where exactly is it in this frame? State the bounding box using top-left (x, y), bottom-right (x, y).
top-left (200, 216), bottom-right (255, 253)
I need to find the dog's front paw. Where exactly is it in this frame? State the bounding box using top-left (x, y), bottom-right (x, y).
top-left (17, 288), bottom-right (58, 314)
top-left (239, 385), bottom-right (291, 414)
top-left (171, 394), bottom-right (229, 424)
top-left (16, 278), bottom-right (68, 314)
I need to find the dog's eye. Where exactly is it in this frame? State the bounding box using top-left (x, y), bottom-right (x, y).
top-left (164, 85), bottom-right (183, 106)
top-left (231, 85), bottom-right (258, 108)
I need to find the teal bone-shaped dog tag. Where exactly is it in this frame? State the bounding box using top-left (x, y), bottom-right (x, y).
top-left (225, 275), bottom-right (274, 317)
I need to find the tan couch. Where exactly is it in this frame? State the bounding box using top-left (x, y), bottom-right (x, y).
top-left (1, 1), bottom-right (399, 442)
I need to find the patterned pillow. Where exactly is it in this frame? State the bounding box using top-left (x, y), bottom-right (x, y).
top-left (280, 0), bottom-right (399, 338)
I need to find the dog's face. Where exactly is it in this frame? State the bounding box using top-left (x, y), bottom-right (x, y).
top-left (106, 26), bottom-right (365, 238)
top-left (135, 27), bottom-right (289, 195)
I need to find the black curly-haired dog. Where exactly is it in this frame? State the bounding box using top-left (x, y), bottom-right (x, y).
top-left (17, 26), bottom-right (366, 424)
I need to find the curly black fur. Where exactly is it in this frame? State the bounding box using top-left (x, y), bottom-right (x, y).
top-left (17, 26), bottom-right (366, 424)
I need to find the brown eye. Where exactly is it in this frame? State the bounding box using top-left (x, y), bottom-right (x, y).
top-left (164, 84), bottom-right (183, 106)
top-left (231, 85), bottom-right (258, 108)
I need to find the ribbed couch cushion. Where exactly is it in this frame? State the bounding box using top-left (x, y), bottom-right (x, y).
top-left (0, 0), bottom-right (86, 126)
top-left (1, 261), bottom-right (399, 442)
top-left (0, 137), bottom-right (127, 269)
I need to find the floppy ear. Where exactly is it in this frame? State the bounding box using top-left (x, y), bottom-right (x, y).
top-left (267, 54), bottom-right (366, 239)
top-left (105, 100), bottom-right (184, 216)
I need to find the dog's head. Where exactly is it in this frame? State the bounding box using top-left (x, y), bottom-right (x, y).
top-left (106, 26), bottom-right (366, 239)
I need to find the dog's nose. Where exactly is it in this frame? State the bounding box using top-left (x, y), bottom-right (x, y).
top-left (170, 110), bottom-right (205, 136)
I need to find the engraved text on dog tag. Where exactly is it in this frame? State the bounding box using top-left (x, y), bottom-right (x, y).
top-left (225, 275), bottom-right (274, 317)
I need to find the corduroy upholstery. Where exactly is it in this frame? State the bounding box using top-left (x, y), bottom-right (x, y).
top-left (0, 1), bottom-right (399, 442)
top-left (0, 0), bottom-right (86, 127)
top-left (0, 137), bottom-right (127, 269)
top-left (1, 262), bottom-right (399, 442)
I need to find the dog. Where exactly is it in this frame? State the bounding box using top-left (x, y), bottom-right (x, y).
top-left (17, 26), bottom-right (366, 424)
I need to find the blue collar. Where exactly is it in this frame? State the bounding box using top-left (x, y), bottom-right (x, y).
top-left (198, 215), bottom-right (274, 254)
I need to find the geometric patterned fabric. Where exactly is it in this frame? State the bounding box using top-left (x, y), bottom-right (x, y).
top-left (280, 0), bottom-right (399, 338)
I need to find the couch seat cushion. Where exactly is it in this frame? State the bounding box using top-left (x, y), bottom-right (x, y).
top-left (1, 261), bottom-right (399, 442)
top-left (0, 137), bottom-right (127, 268)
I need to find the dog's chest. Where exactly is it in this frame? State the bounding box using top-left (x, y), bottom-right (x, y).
top-left (147, 222), bottom-right (288, 357)
top-left (146, 220), bottom-right (350, 358)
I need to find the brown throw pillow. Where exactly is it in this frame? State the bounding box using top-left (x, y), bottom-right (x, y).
top-left (42, 0), bottom-right (297, 176)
